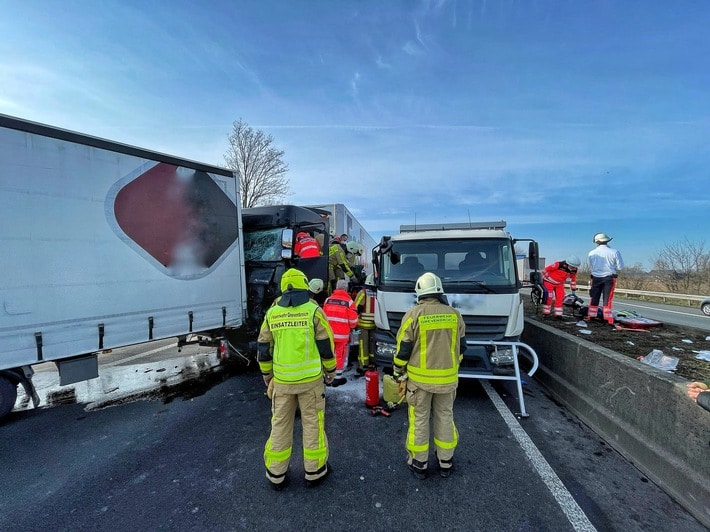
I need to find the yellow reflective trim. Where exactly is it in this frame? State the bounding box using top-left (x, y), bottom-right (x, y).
top-left (396, 316), bottom-right (414, 349)
top-left (405, 404), bottom-right (429, 454)
top-left (307, 408), bottom-right (328, 468)
top-left (264, 438), bottom-right (292, 467)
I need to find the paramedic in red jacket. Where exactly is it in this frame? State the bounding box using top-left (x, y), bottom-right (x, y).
top-left (323, 279), bottom-right (359, 387)
top-left (293, 231), bottom-right (321, 258)
top-left (542, 256), bottom-right (580, 318)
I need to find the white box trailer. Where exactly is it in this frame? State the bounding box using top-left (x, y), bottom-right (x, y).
top-left (305, 203), bottom-right (376, 274)
top-left (0, 114), bottom-right (247, 418)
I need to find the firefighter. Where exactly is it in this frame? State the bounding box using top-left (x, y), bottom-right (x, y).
top-left (257, 268), bottom-right (336, 490)
top-left (345, 241), bottom-right (363, 267)
top-left (393, 272), bottom-right (466, 479)
top-left (293, 231), bottom-right (321, 259)
top-left (323, 279), bottom-right (359, 387)
top-left (541, 256), bottom-right (580, 318)
top-left (353, 273), bottom-right (377, 374)
top-left (587, 233), bottom-right (625, 324)
top-left (328, 237), bottom-right (355, 293)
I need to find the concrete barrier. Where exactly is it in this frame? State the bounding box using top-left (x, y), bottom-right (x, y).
top-left (521, 318), bottom-right (710, 528)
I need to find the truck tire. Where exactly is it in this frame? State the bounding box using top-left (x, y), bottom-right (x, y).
top-left (0, 376), bottom-right (18, 418)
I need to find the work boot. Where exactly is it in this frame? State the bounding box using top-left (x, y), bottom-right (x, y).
top-left (331, 377), bottom-right (347, 387)
top-left (407, 459), bottom-right (428, 480)
top-left (305, 464), bottom-right (331, 488)
top-left (270, 475), bottom-right (289, 492)
top-left (436, 454), bottom-right (454, 478)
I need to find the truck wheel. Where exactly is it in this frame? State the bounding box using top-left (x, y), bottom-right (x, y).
top-left (0, 376), bottom-right (18, 418)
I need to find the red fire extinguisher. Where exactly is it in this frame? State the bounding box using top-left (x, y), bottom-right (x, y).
top-left (365, 367), bottom-right (380, 407)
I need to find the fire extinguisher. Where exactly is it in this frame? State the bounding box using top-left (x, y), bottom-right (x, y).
top-left (365, 367), bottom-right (380, 407)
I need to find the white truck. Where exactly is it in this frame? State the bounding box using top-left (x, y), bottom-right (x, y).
top-left (0, 114), bottom-right (247, 419)
top-left (305, 203), bottom-right (376, 275)
top-left (371, 221), bottom-right (541, 416)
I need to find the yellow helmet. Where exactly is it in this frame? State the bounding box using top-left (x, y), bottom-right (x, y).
top-left (280, 268), bottom-right (309, 292)
top-left (415, 272), bottom-right (444, 298)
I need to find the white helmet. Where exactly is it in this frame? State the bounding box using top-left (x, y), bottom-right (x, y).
top-left (365, 273), bottom-right (375, 286)
top-left (593, 232), bottom-right (612, 244)
top-left (565, 255), bottom-right (581, 268)
top-left (415, 272), bottom-right (444, 298)
top-left (308, 278), bottom-right (324, 294)
top-left (346, 241), bottom-right (363, 255)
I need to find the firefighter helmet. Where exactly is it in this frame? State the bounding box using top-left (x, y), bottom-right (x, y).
top-left (280, 268), bottom-right (309, 292)
top-left (565, 255), bottom-right (581, 268)
top-left (346, 241), bottom-right (363, 255)
top-left (593, 232), bottom-right (612, 244)
top-left (365, 273), bottom-right (375, 286)
top-left (308, 278), bottom-right (324, 294)
top-left (415, 272), bottom-right (444, 298)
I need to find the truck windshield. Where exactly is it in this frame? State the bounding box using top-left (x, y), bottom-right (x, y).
top-left (381, 238), bottom-right (517, 291)
top-left (243, 228), bottom-right (283, 262)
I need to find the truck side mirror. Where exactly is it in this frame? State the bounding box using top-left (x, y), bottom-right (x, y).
top-left (528, 242), bottom-right (539, 271)
top-left (281, 228), bottom-right (294, 249)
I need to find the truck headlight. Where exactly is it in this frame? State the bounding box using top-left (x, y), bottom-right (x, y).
top-left (376, 342), bottom-right (397, 357)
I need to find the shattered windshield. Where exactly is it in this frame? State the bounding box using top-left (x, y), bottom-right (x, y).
top-left (380, 238), bottom-right (517, 291)
top-left (243, 228), bottom-right (283, 262)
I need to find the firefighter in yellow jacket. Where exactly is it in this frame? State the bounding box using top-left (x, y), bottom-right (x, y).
top-left (353, 273), bottom-right (377, 373)
top-left (257, 268), bottom-right (337, 490)
top-left (328, 237), bottom-right (355, 293)
top-left (393, 272), bottom-right (466, 479)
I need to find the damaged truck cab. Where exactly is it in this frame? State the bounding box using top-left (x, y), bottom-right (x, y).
top-left (227, 205), bottom-right (330, 354)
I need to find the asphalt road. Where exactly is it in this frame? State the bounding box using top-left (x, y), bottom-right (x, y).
top-left (612, 298), bottom-right (710, 332)
top-left (1, 360), bottom-right (705, 531)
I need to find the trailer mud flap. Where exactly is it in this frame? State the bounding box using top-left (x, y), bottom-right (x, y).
top-left (57, 354), bottom-right (99, 386)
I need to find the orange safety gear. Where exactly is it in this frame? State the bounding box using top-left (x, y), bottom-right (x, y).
top-left (294, 231), bottom-right (321, 258)
top-left (323, 288), bottom-right (358, 375)
top-left (541, 261), bottom-right (578, 317)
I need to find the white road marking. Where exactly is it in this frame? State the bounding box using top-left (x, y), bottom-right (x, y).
top-left (616, 301), bottom-right (700, 317)
top-left (482, 381), bottom-right (597, 532)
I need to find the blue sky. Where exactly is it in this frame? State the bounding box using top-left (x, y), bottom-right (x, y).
top-left (1, 0), bottom-right (708, 270)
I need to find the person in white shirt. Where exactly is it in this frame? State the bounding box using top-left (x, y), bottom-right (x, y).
top-left (586, 233), bottom-right (624, 324)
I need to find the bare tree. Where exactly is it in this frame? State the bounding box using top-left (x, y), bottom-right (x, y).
top-left (652, 238), bottom-right (709, 294)
top-left (224, 119), bottom-right (289, 208)
top-left (618, 263), bottom-right (650, 291)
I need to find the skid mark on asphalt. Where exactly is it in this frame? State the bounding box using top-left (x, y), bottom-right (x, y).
top-left (482, 381), bottom-right (597, 532)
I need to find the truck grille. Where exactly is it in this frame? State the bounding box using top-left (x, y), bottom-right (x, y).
top-left (386, 312), bottom-right (508, 340)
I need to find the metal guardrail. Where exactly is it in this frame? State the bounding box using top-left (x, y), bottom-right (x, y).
top-left (573, 285), bottom-right (706, 306)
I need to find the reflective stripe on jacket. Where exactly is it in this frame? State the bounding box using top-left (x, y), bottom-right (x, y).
top-left (294, 232), bottom-right (320, 258)
top-left (354, 287), bottom-right (376, 328)
top-left (542, 261), bottom-right (577, 290)
top-left (328, 243), bottom-right (354, 278)
top-left (394, 298), bottom-right (465, 385)
top-left (260, 301), bottom-right (333, 383)
top-left (323, 290), bottom-right (358, 342)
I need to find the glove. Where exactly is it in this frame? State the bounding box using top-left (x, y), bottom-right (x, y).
top-left (324, 371), bottom-right (335, 385)
top-left (397, 379), bottom-right (407, 398)
top-left (393, 369), bottom-right (405, 383)
top-left (263, 375), bottom-right (273, 387)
